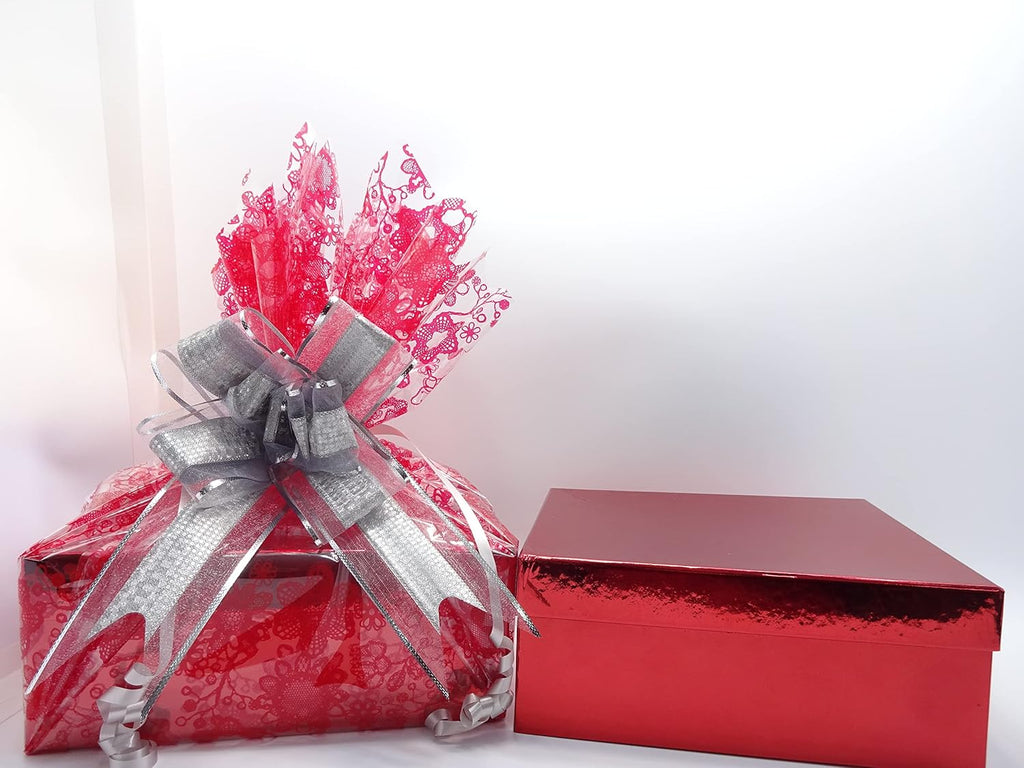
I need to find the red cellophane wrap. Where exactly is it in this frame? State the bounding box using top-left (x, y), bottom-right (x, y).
top-left (19, 126), bottom-right (516, 754)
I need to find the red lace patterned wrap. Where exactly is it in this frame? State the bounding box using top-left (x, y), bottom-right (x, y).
top-left (20, 458), bottom-right (515, 753)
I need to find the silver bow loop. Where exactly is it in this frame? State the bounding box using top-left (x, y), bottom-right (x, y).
top-left (176, 318), bottom-right (274, 400)
top-left (149, 417), bottom-right (268, 500)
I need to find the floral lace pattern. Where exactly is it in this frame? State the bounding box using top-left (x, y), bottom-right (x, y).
top-left (368, 272), bottom-right (512, 425)
top-left (212, 124), bottom-right (340, 350)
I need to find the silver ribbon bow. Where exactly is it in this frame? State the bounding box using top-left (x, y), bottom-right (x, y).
top-left (27, 298), bottom-right (536, 766)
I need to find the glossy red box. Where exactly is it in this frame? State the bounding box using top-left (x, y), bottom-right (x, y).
top-left (515, 490), bottom-right (1003, 768)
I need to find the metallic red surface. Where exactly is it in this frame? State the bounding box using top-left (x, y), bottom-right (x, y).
top-left (515, 489), bottom-right (1003, 768)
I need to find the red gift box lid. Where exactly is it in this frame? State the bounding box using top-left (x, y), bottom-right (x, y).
top-left (519, 489), bottom-right (1003, 652)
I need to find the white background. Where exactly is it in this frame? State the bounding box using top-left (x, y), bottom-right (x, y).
top-left (0, 0), bottom-right (1021, 765)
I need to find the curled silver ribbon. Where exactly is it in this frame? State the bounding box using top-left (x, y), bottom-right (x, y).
top-left (97, 664), bottom-right (157, 768)
top-left (413, 441), bottom-right (521, 736)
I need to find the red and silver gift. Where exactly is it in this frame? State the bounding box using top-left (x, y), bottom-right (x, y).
top-left (19, 126), bottom-right (535, 765)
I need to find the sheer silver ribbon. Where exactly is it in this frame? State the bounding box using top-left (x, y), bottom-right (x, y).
top-left (26, 298), bottom-right (536, 766)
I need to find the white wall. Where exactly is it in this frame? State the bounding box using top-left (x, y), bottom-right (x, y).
top-left (2, 1), bottom-right (1022, 758)
top-left (0, 0), bottom-right (131, 660)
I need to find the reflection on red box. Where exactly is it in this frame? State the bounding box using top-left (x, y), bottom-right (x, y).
top-left (515, 489), bottom-right (1003, 768)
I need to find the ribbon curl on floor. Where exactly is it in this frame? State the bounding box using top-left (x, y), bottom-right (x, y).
top-left (27, 297), bottom-right (536, 767)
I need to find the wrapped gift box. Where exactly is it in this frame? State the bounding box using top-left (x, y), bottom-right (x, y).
top-left (515, 489), bottom-right (1003, 768)
top-left (20, 460), bottom-right (515, 754)
top-left (19, 128), bottom-right (533, 760)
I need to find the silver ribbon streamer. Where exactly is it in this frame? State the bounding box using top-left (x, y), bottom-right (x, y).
top-left (89, 489), bottom-right (265, 642)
